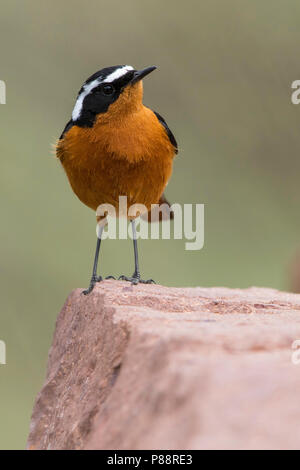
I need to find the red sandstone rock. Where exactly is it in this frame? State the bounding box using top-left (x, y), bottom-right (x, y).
top-left (27, 281), bottom-right (300, 450)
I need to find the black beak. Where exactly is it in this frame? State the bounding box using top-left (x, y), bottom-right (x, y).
top-left (131, 66), bottom-right (157, 84)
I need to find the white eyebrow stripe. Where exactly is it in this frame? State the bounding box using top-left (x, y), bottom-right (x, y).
top-left (103, 65), bottom-right (134, 83)
top-left (72, 65), bottom-right (134, 121)
top-left (72, 78), bottom-right (102, 121)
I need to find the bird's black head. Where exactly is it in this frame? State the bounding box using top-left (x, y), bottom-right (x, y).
top-left (71, 65), bottom-right (156, 127)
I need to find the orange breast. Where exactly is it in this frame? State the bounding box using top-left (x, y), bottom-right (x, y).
top-left (57, 106), bottom-right (175, 216)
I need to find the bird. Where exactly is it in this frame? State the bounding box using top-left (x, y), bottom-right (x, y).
top-left (56, 65), bottom-right (178, 294)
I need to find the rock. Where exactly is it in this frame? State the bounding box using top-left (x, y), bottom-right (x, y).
top-left (27, 281), bottom-right (300, 450)
top-left (289, 249), bottom-right (300, 293)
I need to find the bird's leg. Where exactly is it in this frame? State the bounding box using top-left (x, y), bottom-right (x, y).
top-left (119, 220), bottom-right (155, 285)
top-left (82, 227), bottom-right (104, 295)
top-left (130, 219), bottom-right (141, 284)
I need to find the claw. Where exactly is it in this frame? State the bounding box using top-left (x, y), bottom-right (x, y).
top-left (82, 286), bottom-right (94, 296)
top-left (140, 278), bottom-right (155, 284)
top-left (118, 274), bottom-right (155, 285)
top-left (82, 275), bottom-right (103, 295)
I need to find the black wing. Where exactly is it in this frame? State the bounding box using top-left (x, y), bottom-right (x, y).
top-left (153, 111), bottom-right (178, 154)
top-left (59, 120), bottom-right (74, 140)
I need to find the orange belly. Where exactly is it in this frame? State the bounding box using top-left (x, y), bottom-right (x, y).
top-left (57, 106), bottom-right (175, 215)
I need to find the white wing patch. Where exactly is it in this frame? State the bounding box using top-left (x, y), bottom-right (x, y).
top-left (72, 65), bottom-right (134, 122)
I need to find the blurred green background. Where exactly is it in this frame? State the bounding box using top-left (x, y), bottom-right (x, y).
top-left (1, 0), bottom-right (300, 449)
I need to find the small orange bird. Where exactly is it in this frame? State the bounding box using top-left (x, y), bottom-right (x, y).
top-left (56, 65), bottom-right (178, 294)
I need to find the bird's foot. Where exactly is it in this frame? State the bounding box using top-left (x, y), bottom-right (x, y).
top-left (118, 272), bottom-right (155, 285)
top-left (82, 275), bottom-right (103, 295)
top-left (105, 275), bottom-right (116, 280)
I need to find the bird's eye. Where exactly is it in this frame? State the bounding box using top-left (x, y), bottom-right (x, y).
top-left (101, 84), bottom-right (115, 96)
